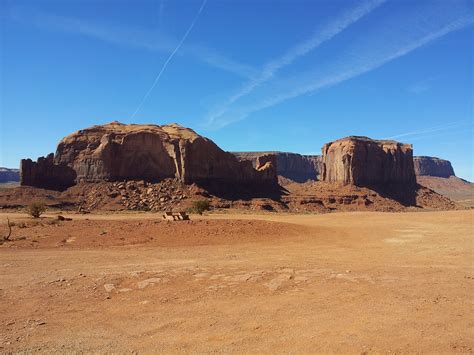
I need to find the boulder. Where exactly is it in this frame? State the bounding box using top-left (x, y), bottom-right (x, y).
top-left (321, 136), bottom-right (416, 186)
top-left (20, 122), bottom-right (277, 189)
top-left (413, 156), bottom-right (455, 178)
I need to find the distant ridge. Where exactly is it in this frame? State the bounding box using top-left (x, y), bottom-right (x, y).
top-left (0, 167), bottom-right (20, 183)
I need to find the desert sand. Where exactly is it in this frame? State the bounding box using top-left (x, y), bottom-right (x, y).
top-left (0, 210), bottom-right (472, 353)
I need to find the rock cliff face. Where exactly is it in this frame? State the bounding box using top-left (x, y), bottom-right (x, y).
top-left (322, 136), bottom-right (416, 186)
top-left (21, 122), bottom-right (277, 189)
top-left (413, 156), bottom-right (455, 178)
top-left (20, 154), bottom-right (78, 190)
top-left (233, 152), bottom-right (323, 182)
top-left (0, 168), bottom-right (20, 183)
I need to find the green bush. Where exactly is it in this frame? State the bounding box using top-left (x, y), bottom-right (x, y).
top-left (27, 202), bottom-right (46, 218)
top-left (191, 200), bottom-right (211, 215)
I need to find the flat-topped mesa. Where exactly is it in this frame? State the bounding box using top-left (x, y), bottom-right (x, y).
top-left (413, 156), bottom-right (455, 178)
top-left (0, 167), bottom-right (20, 183)
top-left (20, 122), bottom-right (277, 189)
top-left (233, 152), bottom-right (323, 182)
top-left (322, 136), bottom-right (416, 186)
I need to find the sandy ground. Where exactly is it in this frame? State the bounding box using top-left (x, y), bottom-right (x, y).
top-left (0, 210), bottom-right (473, 353)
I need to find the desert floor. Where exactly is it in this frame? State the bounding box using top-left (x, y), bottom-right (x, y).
top-left (0, 210), bottom-right (472, 353)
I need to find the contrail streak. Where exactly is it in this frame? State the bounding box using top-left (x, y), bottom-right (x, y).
top-left (207, 0), bottom-right (386, 125)
top-left (211, 13), bottom-right (474, 128)
top-left (386, 120), bottom-right (471, 140)
top-left (131, 0), bottom-right (207, 119)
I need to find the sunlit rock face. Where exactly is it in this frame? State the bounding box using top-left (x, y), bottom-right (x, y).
top-left (20, 122), bottom-right (277, 189)
top-left (321, 136), bottom-right (416, 186)
top-left (233, 152), bottom-right (323, 182)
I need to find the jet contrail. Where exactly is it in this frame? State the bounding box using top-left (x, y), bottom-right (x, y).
top-left (386, 120), bottom-right (471, 140)
top-left (206, 0), bottom-right (387, 125)
top-left (131, 0), bottom-right (208, 119)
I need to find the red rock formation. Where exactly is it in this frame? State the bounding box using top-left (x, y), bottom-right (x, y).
top-left (255, 154), bottom-right (278, 181)
top-left (322, 136), bottom-right (416, 186)
top-left (21, 122), bottom-right (277, 189)
top-left (233, 152), bottom-right (323, 182)
top-left (20, 154), bottom-right (76, 190)
top-left (413, 156), bottom-right (455, 178)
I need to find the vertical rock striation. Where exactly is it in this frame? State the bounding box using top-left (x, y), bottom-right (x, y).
top-left (322, 136), bottom-right (416, 186)
top-left (233, 152), bottom-right (323, 182)
top-left (20, 122), bottom-right (277, 189)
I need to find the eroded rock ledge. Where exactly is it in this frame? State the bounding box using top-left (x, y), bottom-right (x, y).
top-left (21, 122), bottom-right (277, 190)
top-left (233, 152), bottom-right (323, 182)
top-left (414, 156), bottom-right (455, 178)
top-left (321, 136), bottom-right (416, 186)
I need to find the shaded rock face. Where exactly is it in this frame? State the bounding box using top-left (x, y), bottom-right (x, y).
top-left (21, 122), bottom-right (277, 189)
top-left (233, 152), bottom-right (323, 182)
top-left (414, 156), bottom-right (455, 178)
top-left (0, 168), bottom-right (20, 183)
top-left (20, 154), bottom-right (76, 190)
top-left (322, 136), bottom-right (416, 186)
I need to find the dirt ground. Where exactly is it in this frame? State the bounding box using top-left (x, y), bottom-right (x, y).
top-left (0, 210), bottom-right (472, 353)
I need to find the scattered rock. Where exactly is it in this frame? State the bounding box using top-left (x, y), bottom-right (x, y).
top-left (103, 284), bottom-right (116, 293)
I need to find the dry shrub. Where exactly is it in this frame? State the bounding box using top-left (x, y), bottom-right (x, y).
top-left (191, 200), bottom-right (211, 215)
top-left (28, 202), bottom-right (46, 218)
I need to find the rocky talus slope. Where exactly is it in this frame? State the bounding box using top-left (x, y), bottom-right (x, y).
top-left (413, 157), bottom-right (472, 207)
top-left (417, 176), bottom-right (473, 207)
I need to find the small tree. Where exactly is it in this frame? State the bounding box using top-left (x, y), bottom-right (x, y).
top-left (192, 200), bottom-right (210, 215)
top-left (28, 202), bottom-right (46, 218)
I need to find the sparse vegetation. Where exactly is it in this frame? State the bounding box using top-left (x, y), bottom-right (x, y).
top-left (191, 200), bottom-right (211, 215)
top-left (28, 202), bottom-right (46, 218)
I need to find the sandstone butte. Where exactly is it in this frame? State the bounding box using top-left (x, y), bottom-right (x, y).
top-left (321, 136), bottom-right (416, 186)
top-left (20, 123), bottom-right (441, 192)
top-left (20, 122), bottom-right (277, 190)
top-left (233, 151), bottom-right (457, 184)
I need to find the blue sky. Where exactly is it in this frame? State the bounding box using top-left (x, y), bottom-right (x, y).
top-left (1, 0), bottom-right (473, 180)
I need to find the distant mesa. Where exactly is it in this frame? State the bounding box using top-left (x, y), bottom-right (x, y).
top-left (235, 137), bottom-right (419, 187)
top-left (20, 122), bottom-right (278, 190)
top-left (234, 152), bottom-right (323, 183)
top-left (413, 156), bottom-right (455, 178)
top-left (234, 145), bottom-right (460, 185)
top-left (0, 167), bottom-right (20, 183)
